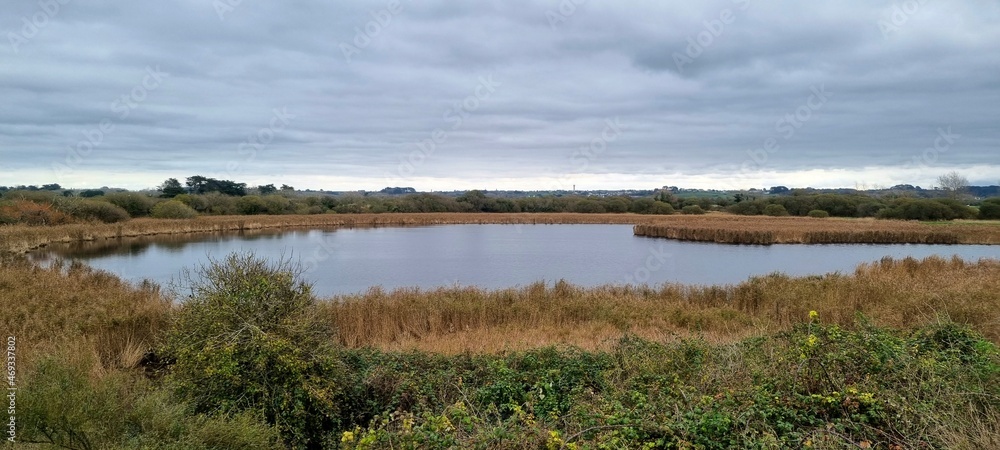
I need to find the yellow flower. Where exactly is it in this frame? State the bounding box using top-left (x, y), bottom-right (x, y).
top-left (341, 431), bottom-right (355, 443)
top-left (809, 310), bottom-right (819, 320)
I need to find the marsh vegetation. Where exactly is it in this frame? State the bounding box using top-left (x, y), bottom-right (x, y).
top-left (4, 253), bottom-right (1000, 448)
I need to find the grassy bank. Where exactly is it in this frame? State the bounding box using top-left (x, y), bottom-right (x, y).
top-left (635, 215), bottom-right (1000, 245)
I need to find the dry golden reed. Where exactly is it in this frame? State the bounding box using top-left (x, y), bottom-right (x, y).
top-left (635, 215), bottom-right (1000, 244)
top-left (0, 258), bottom-right (171, 372)
top-left (320, 255), bottom-right (1000, 353)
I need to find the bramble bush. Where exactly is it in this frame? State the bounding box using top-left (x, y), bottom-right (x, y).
top-left (162, 254), bottom-right (347, 449)
top-left (336, 316), bottom-right (1000, 449)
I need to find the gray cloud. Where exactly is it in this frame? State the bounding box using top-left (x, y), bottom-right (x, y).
top-left (2, 0), bottom-right (999, 190)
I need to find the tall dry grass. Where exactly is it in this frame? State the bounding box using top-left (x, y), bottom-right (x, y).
top-left (0, 213), bottom-right (656, 254)
top-left (0, 258), bottom-right (171, 373)
top-left (4, 251), bottom-right (1000, 355)
top-left (635, 215), bottom-right (1000, 244)
top-left (321, 256), bottom-right (1000, 352)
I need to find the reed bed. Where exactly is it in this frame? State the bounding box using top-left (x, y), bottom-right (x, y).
top-left (0, 258), bottom-right (171, 373)
top-left (0, 213), bottom-right (656, 254)
top-left (635, 215), bottom-right (1000, 244)
top-left (5, 250), bottom-right (1000, 356)
top-left (321, 255), bottom-right (1000, 352)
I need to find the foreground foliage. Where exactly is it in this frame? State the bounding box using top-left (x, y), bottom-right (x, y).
top-left (13, 319), bottom-right (998, 449)
top-left (162, 254), bottom-right (348, 449)
top-left (336, 319), bottom-right (1000, 449)
top-left (4, 254), bottom-right (1000, 448)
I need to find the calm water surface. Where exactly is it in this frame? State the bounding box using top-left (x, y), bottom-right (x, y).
top-left (30, 224), bottom-right (1000, 296)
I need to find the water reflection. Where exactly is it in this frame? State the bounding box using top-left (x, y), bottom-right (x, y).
top-left (29, 224), bottom-right (1000, 296)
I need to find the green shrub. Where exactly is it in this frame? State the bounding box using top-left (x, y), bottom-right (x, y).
top-left (649, 201), bottom-right (675, 215)
top-left (681, 205), bottom-right (706, 215)
top-left (726, 201), bottom-right (762, 215)
top-left (102, 192), bottom-right (156, 217)
top-left (878, 198), bottom-right (971, 221)
top-left (57, 199), bottom-right (131, 223)
top-left (19, 351), bottom-right (283, 450)
top-left (236, 195), bottom-right (267, 215)
top-left (807, 209), bottom-right (830, 218)
top-left (763, 204), bottom-right (790, 216)
top-left (0, 189), bottom-right (58, 203)
top-left (572, 199), bottom-right (607, 214)
top-left (980, 198), bottom-right (1000, 220)
top-left (934, 198), bottom-right (978, 220)
top-left (202, 192), bottom-right (239, 215)
top-left (79, 189), bottom-right (105, 198)
top-left (151, 200), bottom-right (199, 219)
top-left (261, 194), bottom-right (293, 214)
top-left (163, 254), bottom-right (346, 449)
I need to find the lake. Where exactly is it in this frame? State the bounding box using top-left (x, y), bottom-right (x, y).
top-left (29, 224), bottom-right (1000, 296)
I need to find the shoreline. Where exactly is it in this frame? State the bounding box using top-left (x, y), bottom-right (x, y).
top-left (4, 212), bottom-right (1000, 255)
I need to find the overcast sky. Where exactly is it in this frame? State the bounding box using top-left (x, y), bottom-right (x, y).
top-left (2, 0), bottom-right (998, 191)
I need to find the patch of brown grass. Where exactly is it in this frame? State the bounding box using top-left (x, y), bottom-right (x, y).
top-left (634, 214), bottom-right (1000, 244)
top-left (321, 256), bottom-right (1000, 352)
top-left (0, 258), bottom-right (171, 372)
top-left (4, 249), bottom-right (999, 356)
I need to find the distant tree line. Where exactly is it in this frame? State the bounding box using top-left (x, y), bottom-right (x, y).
top-left (725, 192), bottom-right (1000, 221)
top-left (3, 176), bottom-right (999, 226)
